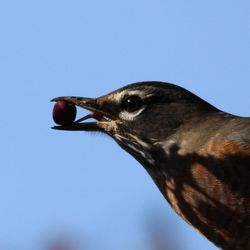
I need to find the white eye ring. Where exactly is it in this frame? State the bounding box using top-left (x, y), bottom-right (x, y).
top-left (119, 106), bottom-right (146, 121)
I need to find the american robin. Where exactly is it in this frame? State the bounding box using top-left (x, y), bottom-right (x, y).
top-left (52, 81), bottom-right (250, 250)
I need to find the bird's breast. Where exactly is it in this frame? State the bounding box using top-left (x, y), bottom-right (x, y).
top-left (148, 139), bottom-right (250, 249)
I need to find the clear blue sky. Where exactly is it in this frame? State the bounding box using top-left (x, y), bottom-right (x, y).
top-left (1, 1), bottom-right (250, 249)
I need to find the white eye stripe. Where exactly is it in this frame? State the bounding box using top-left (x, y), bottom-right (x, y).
top-left (119, 106), bottom-right (146, 121)
top-left (112, 90), bottom-right (143, 102)
top-left (113, 89), bottom-right (153, 103)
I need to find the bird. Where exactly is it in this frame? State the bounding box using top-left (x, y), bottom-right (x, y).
top-left (52, 81), bottom-right (250, 250)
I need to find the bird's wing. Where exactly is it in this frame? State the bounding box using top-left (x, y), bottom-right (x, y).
top-left (188, 138), bottom-right (250, 249)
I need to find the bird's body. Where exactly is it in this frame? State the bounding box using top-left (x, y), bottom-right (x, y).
top-left (52, 82), bottom-right (250, 249)
top-left (145, 114), bottom-right (250, 249)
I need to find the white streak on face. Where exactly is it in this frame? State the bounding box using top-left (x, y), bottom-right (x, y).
top-left (126, 143), bottom-right (155, 165)
top-left (127, 143), bottom-right (146, 158)
top-left (114, 134), bottom-right (127, 141)
top-left (119, 106), bottom-right (146, 121)
top-left (129, 134), bottom-right (150, 149)
top-left (112, 90), bottom-right (145, 102)
top-left (112, 89), bottom-right (154, 102)
top-left (114, 133), bottom-right (155, 166)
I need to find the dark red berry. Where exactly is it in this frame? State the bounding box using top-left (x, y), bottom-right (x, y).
top-left (53, 101), bottom-right (76, 125)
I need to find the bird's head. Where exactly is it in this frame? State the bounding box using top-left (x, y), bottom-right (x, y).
top-left (52, 81), bottom-right (216, 167)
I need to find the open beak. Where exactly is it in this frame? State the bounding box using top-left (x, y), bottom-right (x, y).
top-left (51, 96), bottom-right (117, 132)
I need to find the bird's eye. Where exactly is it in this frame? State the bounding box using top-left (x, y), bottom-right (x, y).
top-left (122, 96), bottom-right (143, 113)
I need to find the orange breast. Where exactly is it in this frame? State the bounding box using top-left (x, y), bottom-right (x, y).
top-left (162, 140), bottom-right (250, 249)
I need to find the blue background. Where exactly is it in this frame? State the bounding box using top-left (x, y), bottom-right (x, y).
top-left (1, 1), bottom-right (250, 249)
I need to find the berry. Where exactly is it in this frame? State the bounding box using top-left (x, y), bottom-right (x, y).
top-left (53, 101), bottom-right (76, 125)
